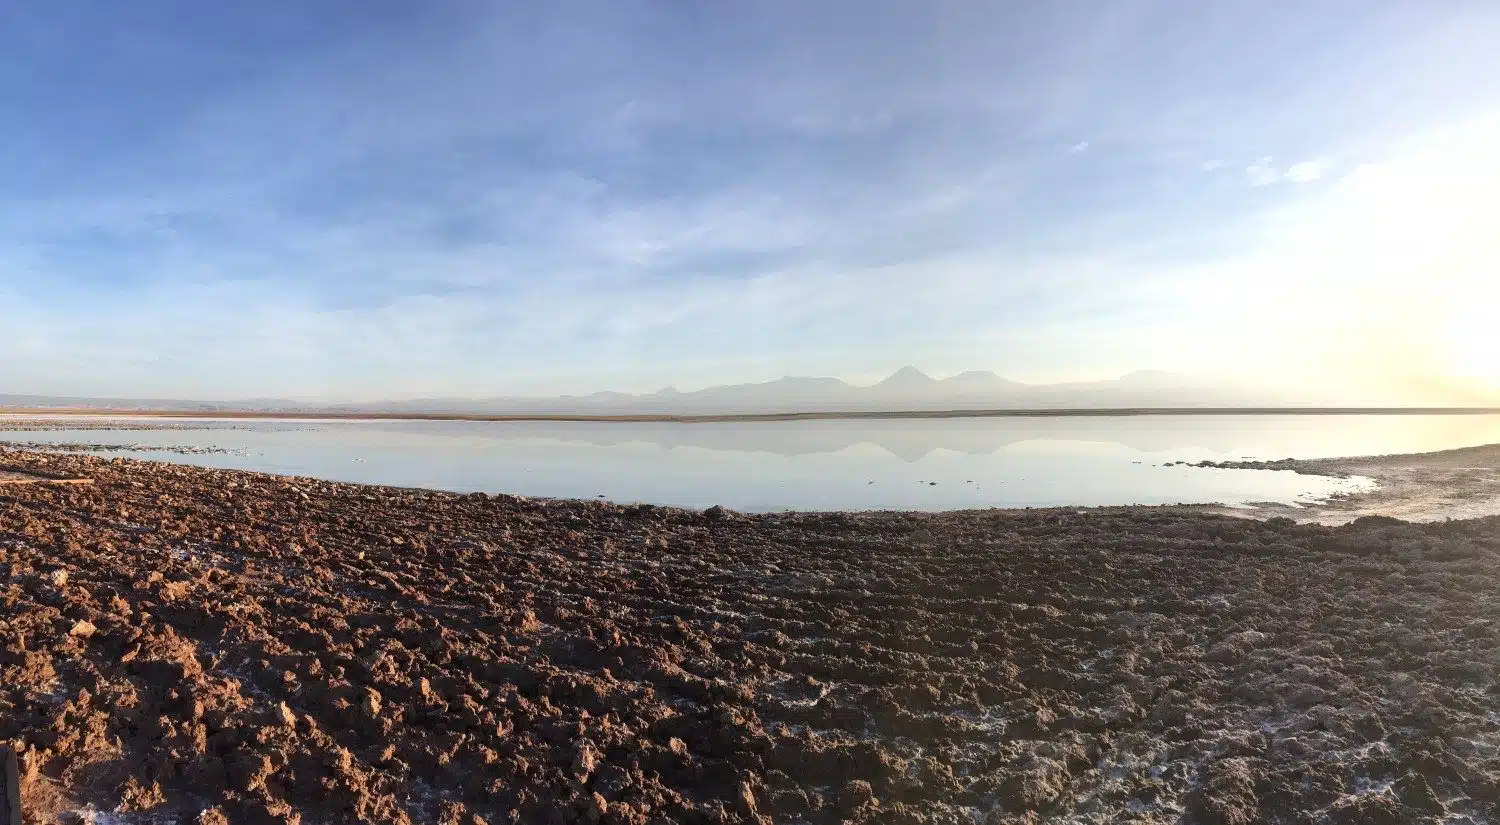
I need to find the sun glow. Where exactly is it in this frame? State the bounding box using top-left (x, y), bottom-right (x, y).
top-left (1175, 111), bottom-right (1500, 399)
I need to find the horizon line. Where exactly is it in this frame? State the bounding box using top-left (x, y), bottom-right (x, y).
top-left (4, 406), bottom-right (1500, 424)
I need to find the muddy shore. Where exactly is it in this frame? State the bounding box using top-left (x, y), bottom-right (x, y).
top-left (1200, 442), bottom-right (1500, 524)
top-left (4, 449), bottom-right (1500, 824)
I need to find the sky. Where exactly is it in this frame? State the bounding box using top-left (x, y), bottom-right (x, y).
top-left (2, 1), bottom-right (1499, 402)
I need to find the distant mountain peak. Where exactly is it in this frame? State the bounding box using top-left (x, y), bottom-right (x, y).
top-left (876, 366), bottom-right (936, 387)
top-left (0, 365), bottom-right (1290, 416)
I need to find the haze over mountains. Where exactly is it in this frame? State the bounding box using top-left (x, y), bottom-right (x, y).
top-left (364, 368), bottom-right (1260, 415)
top-left (6, 367), bottom-right (1493, 415)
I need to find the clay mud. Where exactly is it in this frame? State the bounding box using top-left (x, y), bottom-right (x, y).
top-left (3, 449), bottom-right (1500, 824)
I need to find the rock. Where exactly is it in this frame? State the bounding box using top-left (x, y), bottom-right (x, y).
top-left (228, 751), bottom-right (274, 792)
top-left (68, 619), bottom-right (97, 637)
top-left (512, 610), bottom-right (542, 634)
top-left (1327, 795), bottom-right (1403, 825)
top-left (996, 758), bottom-right (1067, 812)
top-left (581, 792), bottom-right (608, 824)
top-left (738, 781), bottom-right (760, 816)
top-left (361, 687), bottom-right (382, 718)
top-left (837, 779), bottom-right (875, 812)
top-left (1350, 514), bottom-right (1406, 529)
top-left (1393, 772), bottom-right (1445, 815)
top-left (437, 800), bottom-right (480, 825)
top-left (703, 505), bottom-right (728, 521)
top-left (572, 743), bottom-right (597, 781)
top-left (1188, 759), bottom-right (1260, 825)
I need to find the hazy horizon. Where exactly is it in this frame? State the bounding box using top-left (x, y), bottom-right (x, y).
top-left (3, 2), bottom-right (1499, 402)
top-left (5, 365), bottom-right (1499, 410)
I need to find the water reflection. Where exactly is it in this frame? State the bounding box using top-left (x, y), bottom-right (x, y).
top-left (351, 414), bottom-right (1500, 462)
top-left (4, 414), bottom-right (1496, 512)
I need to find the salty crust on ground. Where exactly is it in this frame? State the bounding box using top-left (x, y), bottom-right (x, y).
top-left (3, 450), bottom-right (1500, 824)
top-left (0, 419), bottom-right (244, 457)
top-left (1201, 443), bottom-right (1500, 524)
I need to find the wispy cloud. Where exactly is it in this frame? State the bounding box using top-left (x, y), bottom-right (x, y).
top-left (1245, 157), bottom-right (1282, 186)
top-left (1284, 158), bottom-right (1333, 183)
top-left (1244, 156), bottom-right (1334, 187)
top-left (1, 3), bottom-right (1498, 399)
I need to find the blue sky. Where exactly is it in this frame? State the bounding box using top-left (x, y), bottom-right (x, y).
top-left (2, 1), bottom-right (1499, 400)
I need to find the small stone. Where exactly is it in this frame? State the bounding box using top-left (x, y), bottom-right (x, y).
top-left (739, 781), bottom-right (759, 815)
top-left (1393, 772), bottom-right (1445, 815)
top-left (69, 620), bottom-right (96, 638)
top-left (838, 779), bottom-right (876, 812)
top-left (996, 759), bottom-right (1067, 812)
top-left (512, 610), bottom-right (542, 634)
top-left (1187, 758), bottom-right (1259, 825)
top-left (582, 793), bottom-right (607, 824)
top-left (50, 569), bottom-right (69, 587)
top-left (228, 752), bottom-right (274, 792)
top-left (1328, 795), bottom-right (1402, 825)
top-left (278, 701), bottom-right (297, 727)
top-left (362, 687), bottom-right (383, 717)
top-left (572, 743), bottom-right (597, 780)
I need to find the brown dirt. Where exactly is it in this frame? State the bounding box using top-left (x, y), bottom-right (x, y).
top-left (3, 449), bottom-right (1500, 823)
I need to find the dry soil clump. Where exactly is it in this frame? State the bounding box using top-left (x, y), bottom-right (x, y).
top-left (2, 450), bottom-right (1500, 824)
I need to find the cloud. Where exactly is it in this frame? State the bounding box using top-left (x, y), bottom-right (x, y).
top-left (2, 3), bottom-right (1500, 399)
top-left (1284, 158), bottom-right (1332, 183)
top-left (1245, 157), bottom-right (1282, 186)
top-left (1244, 156), bottom-right (1334, 186)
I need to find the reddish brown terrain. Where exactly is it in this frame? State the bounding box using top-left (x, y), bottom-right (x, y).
top-left (3, 448), bottom-right (1500, 824)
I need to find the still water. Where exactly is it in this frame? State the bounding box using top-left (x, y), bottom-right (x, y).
top-left (5, 414), bottom-right (1500, 512)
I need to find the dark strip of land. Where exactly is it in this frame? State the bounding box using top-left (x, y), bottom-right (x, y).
top-left (4, 405), bottom-right (1500, 423)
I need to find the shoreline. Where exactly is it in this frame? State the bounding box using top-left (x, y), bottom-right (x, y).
top-left (1200, 442), bottom-right (1500, 524)
top-left (3, 450), bottom-right (1500, 822)
top-left (6, 416), bottom-right (1500, 524)
top-left (4, 405), bottom-right (1500, 424)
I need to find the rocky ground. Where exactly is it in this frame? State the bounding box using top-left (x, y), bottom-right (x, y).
top-left (3, 449), bottom-right (1500, 824)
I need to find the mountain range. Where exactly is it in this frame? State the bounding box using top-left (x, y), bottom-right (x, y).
top-left (359, 368), bottom-right (1258, 415)
top-left (3, 367), bottom-right (1495, 416)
